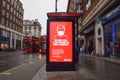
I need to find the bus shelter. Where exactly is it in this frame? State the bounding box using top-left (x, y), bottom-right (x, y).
top-left (46, 12), bottom-right (80, 71)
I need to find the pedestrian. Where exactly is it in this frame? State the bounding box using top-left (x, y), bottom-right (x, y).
top-left (88, 42), bottom-right (93, 54)
top-left (104, 45), bottom-right (110, 57)
top-left (81, 44), bottom-right (85, 55)
top-left (78, 45), bottom-right (81, 54)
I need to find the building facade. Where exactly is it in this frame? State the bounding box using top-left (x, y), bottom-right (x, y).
top-left (0, 0), bottom-right (24, 50)
top-left (67, 0), bottom-right (120, 57)
top-left (23, 19), bottom-right (42, 38)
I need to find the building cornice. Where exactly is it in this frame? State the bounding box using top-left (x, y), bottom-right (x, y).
top-left (80, 0), bottom-right (116, 32)
top-left (0, 24), bottom-right (24, 36)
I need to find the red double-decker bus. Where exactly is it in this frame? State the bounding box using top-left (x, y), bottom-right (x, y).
top-left (39, 35), bottom-right (46, 54)
top-left (22, 36), bottom-right (40, 53)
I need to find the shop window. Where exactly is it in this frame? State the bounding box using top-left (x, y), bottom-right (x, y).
top-left (104, 25), bottom-right (112, 43)
top-left (116, 24), bottom-right (120, 41)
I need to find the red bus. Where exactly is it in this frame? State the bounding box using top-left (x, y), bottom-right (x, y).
top-left (22, 36), bottom-right (40, 53)
top-left (39, 35), bottom-right (46, 54)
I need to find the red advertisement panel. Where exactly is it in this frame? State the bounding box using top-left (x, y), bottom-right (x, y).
top-left (49, 22), bottom-right (73, 62)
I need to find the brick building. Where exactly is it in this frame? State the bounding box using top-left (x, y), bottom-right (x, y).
top-left (0, 0), bottom-right (24, 50)
top-left (67, 0), bottom-right (120, 57)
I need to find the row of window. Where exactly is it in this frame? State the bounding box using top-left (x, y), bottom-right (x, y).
top-left (1, 18), bottom-right (22, 32)
top-left (3, 0), bottom-right (23, 14)
top-left (2, 4), bottom-right (23, 21)
top-left (0, 29), bottom-right (22, 40)
top-left (23, 26), bottom-right (39, 30)
top-left (2, 11), bottom-right (23, 26)
top-left (24, 30), bottom-right (39, 37)
top-left (1, 17), bottom-right (23, 27)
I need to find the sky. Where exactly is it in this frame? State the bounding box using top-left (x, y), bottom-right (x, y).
top-left (20, 0), bottom-right (68, 35)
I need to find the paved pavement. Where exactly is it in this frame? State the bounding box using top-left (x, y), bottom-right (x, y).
top-left (32, 54), bottom-right (120, 80)
top-left (87, 54), bottom-right (120, 65)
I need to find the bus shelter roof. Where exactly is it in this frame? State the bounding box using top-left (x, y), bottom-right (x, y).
top-left (47, 12), bottom-right (81, 20)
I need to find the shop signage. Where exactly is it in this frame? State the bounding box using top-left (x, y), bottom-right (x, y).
top-left (49, 21), bottom-right (73, 62)
top-left (102, 4), bottom-right (120, 24)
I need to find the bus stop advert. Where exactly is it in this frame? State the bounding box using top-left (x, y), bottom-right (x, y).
top-left (49, 22), bottom-right (73, 62)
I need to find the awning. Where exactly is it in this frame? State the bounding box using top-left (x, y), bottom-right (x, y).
top-left (0, 40), bottom-right (9, 44)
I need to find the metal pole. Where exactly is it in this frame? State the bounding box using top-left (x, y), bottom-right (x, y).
top-left (55, 0), bottom-right (58, 12)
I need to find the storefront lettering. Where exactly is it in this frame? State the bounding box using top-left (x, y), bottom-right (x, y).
top-left (102, 5), bottom-right (120, 19)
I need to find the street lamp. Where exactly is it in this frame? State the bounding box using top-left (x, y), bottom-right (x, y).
top-left (55, 0), bottom-right (58, 12)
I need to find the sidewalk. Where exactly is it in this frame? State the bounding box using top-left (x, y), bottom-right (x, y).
top-left (85, 54), bottom-right (120, 65)
top-left (32, 54), bottom-right (120, 80)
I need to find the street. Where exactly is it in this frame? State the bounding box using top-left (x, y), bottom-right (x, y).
top-left (0, 50), bottom-right (41, 72)
top-left (0, 50), bottom-right (46, 80)
top-left (0, 51), bottom-right (120, 80)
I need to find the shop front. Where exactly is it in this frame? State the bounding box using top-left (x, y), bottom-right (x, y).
top-left (83, 23), bottom-right (95, 54)
top-left (102, 3), bottom-right (120, 57)
top-left (0, 29), bottom-right (10, 50)
top-left (16, 40), bottom-right (21, 50)
top-left (0, 37), bottom-right (10, 50)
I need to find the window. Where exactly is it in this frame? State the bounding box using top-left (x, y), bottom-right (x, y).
top-left (10, 22), bottom-right (12, 28)
top-left (29, 26), bottom-right (31, 30)
top-left (2, 1), bottom-right (6, 7)
top-left (14, 10), bottom-right (16, 15)
top-left (7, 4), bottom-right (10, 10)
top-left (11, 7), bottom-right (13, 13)
top-left (6, 12), bottom-right (9, 18)
top-left (34, 31), bottom-right (36, 36)
top-left (24, 26), bottom-right (27, 30)
top-left (34, 26), bottom-right (37, 30)
top-left (1, 18), bottom-right (5, 25)
top-left (2, 9), bottom-right (5, 16)
top-left (6, 20), bottom-right (9, 27)
top-left (11, 0), bottom-right (13, 5)
top-left (13, 17), bottom-right (15, 22)
top-left (86, 0), bottom-right (91, 10)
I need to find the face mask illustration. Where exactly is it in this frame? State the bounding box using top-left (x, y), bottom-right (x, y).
top-left (57, 25), bottom-right (65, 37)
top-left (58, 31), bottom-right (64, 36)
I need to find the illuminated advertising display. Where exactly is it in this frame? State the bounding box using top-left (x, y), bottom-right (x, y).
top-left (49, 21), bottom-right (73, 62)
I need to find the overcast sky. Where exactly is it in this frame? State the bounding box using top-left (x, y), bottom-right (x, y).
top-left (20, 0), bottom-right (68, 35)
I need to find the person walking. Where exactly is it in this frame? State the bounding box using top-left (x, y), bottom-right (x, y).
top-left (88, 42), bottom-right (93, 54)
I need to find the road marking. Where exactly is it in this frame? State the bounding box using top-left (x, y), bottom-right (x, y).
top-left (0, 63), bottom-right (26, 75)
top-left (0, 60), bottom-right (37, 75)
top-left (0, 72), bottom-right (11, 75)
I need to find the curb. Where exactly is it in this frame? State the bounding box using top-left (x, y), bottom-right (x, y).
top-left (85, 54), bottom-right (120, 65)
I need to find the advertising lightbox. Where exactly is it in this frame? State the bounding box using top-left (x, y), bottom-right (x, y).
top-left (49, 21), bottom-right (73, 62)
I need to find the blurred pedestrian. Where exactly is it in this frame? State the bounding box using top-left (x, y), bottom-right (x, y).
top-left (104, 45), bottom-right (110, 57)
top-left (88, 42), bottom-right (93, 54)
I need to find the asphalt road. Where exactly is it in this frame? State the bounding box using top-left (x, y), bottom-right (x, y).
top-left (0, 50), bottom-right (41, 72)
top-left (0, 50), bottom-right (46, 80)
